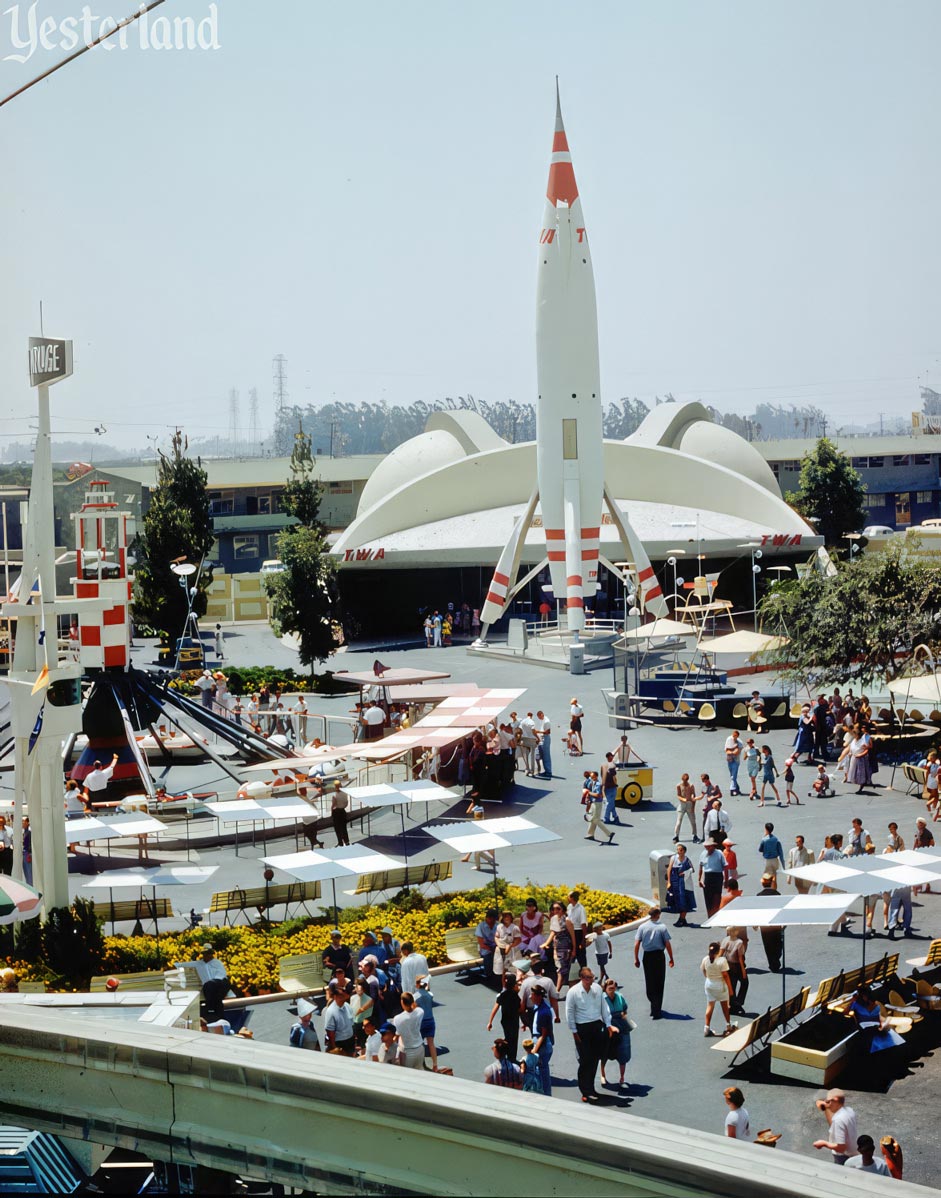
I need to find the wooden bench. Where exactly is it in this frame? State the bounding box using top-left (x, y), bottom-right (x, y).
top-left (344, 860), bottom-right (454, 903)
top-left (278, 951), bottom-right (330, 995)
top-left (444, 927), bottom-right (483, 977)
top-left (90, 970), bottom-right (170, 992)
top-left (94, 898), bottom-right (174, 932)
top-left (206, 881), bottom-right (322, 926)
top-left (710, 988), bottom-right (810, 1067)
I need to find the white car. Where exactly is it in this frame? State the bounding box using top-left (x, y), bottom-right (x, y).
top-left (861, 526), bottom-right (895, 539)
top-left (260, 559), bottom-right (286, 576)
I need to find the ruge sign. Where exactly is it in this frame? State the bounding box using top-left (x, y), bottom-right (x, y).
top-left (28, 336), bottom-right (73, 388)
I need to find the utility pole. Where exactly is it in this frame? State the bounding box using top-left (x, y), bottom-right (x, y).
top-left (247, 387), bottom-right (259, 455)
top-left (273, 354), bottom-right (288, 414)
top-left (228, 388), bottom-right (240, 457)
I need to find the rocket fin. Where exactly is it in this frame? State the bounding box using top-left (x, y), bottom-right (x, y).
top-left (480, 488), bottom-right (540, 626)
top-left (603, 488), bottom-right (669, 618)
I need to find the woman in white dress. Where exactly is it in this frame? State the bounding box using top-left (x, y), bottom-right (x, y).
top-left (493, 910), bottom-right (522, 977)
top-left (701, 941), bottom-right (734, 1038)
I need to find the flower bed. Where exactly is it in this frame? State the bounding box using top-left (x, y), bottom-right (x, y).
top-left (6, 883), bottom-right (646, 995)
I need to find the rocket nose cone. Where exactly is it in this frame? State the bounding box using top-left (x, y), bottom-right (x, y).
top-left (547, 83), bottom-right (578, 206)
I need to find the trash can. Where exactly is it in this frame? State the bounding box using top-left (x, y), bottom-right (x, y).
top-left (569, 642), bottom-right (585, 675)
top-left (649, 849), bottom-right (673, 910)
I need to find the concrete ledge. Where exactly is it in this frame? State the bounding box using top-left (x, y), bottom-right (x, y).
top-left (0, 1008), bottom-right (914, 1197)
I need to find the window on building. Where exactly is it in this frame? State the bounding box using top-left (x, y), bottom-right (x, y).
top-left (268, 533), bottom-right (281, 558)
top-left (895, 494), bottom-right (911, 526)
top-left (912, 454), bottom-right (931, 466)
top-left (868, 457), bottom-right (884, 469)
top-left (208, 490), bottom-right (234, 515)
top-left (917, 491), bottom-right (934, 504)
top-left (892, 455), bottom-right (911, 467)
top-left (233, 535), bottom-right (259, 560)
top-left (257, 495), bottom-right (271, 514)
top-left (863, 492), bottom-right (884, 509)
top-left (851, 457), bottom-right (868, 469)
top-left (326, 481), bottom-right (353, 494)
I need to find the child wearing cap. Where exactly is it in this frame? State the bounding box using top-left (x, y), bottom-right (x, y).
top-left (783, 757), bottom-right (800, 806)
top-left (588, 921), bottom-right (613, 982)
top-left (519, 1037), bottom-right (544, 1094)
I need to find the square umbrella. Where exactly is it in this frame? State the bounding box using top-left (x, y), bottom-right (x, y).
top-left (344, 780), bottom-right (456, 882)
top-left (262, 845), bottom-right (406, 921)
top-left (424, 816), bottom-right (562, 903)
top-left (786, 858), bottom-right (941, 967)
top-left (704, 892), bottom-right (856, 1009)
top-left (82, 865), bottom-right (219, 935)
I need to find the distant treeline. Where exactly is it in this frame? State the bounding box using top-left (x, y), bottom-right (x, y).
top-left (270, 395), bottom-right (821, 458)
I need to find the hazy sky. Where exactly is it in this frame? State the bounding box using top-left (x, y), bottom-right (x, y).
top-left (2, 0), bottom-right (940, 452)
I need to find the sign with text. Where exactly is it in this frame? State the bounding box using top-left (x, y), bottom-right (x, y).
top-left (28, 336), bottom-right (73, 388)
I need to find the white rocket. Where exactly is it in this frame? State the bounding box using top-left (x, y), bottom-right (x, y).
top-left (480, 85), bottom-right (668, 635)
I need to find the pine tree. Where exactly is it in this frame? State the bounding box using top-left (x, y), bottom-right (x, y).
top-left (132, 430), bottom-right (215, 635)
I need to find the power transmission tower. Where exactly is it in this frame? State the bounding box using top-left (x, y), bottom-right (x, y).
top-left (273, 354), bottom-right (288, 414)
top-left (247, 387), bottom-right (259, 455)
top-left (228, 388), bottom-right (240, 456)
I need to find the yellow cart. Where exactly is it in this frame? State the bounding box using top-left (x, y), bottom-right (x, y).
top-left (616, 762), bottom-right (655, 807)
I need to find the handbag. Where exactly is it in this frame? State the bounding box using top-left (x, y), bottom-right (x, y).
top-left (626, 1016), bottom-right (638, 1032)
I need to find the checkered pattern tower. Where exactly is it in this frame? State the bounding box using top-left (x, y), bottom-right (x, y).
top-left (72, 480), bottom-right (132, 671)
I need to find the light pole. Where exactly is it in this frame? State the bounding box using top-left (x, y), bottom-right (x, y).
top-left (739, 543), bottom-right (762, 630)
top-left (170, 561), bottom-right (199, 672)
top-left (665, 548), bottom-right (687, 612)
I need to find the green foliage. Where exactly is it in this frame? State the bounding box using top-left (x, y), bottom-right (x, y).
top-left (132, 430), bottom-right (215, 635)
top-left (784, 437), bottom-right (865, 546)
top-left (41, 899), bottom-right (105, 986)
top-left (170, 665), bottom-right (356, 696)
top-left (759, 540), bottom-right (941, 684)
top-left (266, 431), bottom-right (340, 670)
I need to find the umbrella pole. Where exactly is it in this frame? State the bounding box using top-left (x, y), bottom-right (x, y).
top-left (152, 886), bottom-right (159, 941)
top-left (400, 808), bottom-right (410, 893)
top-left (331, 877), bottom-right (339, 925)
top-left (781, 928), bottom-right (786, 1012)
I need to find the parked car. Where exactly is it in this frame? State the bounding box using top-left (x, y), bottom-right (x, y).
top-left (260, 559), bottom-right (285, 576)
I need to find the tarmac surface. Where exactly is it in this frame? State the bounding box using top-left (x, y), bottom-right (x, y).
top-left (40, 626), bottom-right (941, 1184)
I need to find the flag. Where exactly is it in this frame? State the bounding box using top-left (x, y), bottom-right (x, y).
top-left (30, 664), bottom-right (49, 695)
top-left (28, 702), bottom-right (45, 753)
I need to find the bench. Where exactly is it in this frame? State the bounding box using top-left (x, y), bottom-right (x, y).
top-left (206, 881), bottom-right (322, 926)
top-left (710, 988), bottom-right (810, 1068)
top-left (17, 981), bottom-right (46, 993)
top-left (94, 898), bottom-right (174, 932)
top-left (90, 970), bottom-right (172, 992)
top-left (907, 937), bottom-right (941, 971)
top-left (443, 927), bottom-right (483, 978)
top-left (278, 951), bottom-right (330, 995)
top-left (344, 861), bottom-right (453, 903)
top-left (901, 763), bottom-right (928, 796)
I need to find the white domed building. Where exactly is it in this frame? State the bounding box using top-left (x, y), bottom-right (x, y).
top-left (332, 401), bottom-right (820, 634)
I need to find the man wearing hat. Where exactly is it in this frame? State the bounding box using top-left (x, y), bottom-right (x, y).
top-left (323, 930), bottom-right (352, 977)
top-left (289, 997), bottom-right (321, 1051)
top-left (698, 841), bottom-right (725, 918)
top-left (186, 943), bottom-right (231, 1022)
top-left (194, 669), bottom-right (215, 709)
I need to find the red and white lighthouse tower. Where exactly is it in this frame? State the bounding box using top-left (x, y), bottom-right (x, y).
top-left (72, 479), bottom-right (132, 671)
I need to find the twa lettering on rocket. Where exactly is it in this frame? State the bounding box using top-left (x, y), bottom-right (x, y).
top-left (479, 85), bottom-right (668, 633)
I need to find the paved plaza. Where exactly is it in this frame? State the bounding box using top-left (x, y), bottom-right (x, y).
top-left (47, 628), bottom-right (941, 1185)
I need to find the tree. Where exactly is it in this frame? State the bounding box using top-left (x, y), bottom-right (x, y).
top-left (785, 437), bottom-right (865, 546)
top-left (266, 428), bottom-right (339, 669)
top-left (757, 541), bottom-right (941, 685)
top-left (132, 430), bottom-right (215, 635)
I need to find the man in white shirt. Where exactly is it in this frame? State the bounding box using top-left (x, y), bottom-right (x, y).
top-left (84, 754), bottom-right (119, 798)
top-left (534, 710), bottom-right (552, 778)
top-left (786, 835), bottom-right (814, 893)
top-left (392, 992), bottom-right (426, 1069)
top-left (399, 942), bottom-right (429, 995)
top-left (194, 670), bottom-right (215, 708)
top-left (567, 891), bottom-right (588, 968)
top-left (520, 961), bottom-right (560, 1025)
top-left (186, 944), bottom-right (230, 1022)
top-left (293, 696), bottom-right (309, 745)
top-left (724, 730), bottom-right (743, 796)
top-left (323, 987), bottom-right (355, 1054)
top-left (361, 703), bottom-right (386, 741)
top-left (519, 713), bottom-right (538, 776)
top-left (564, 967), bottom-right (614, 1101)
top-left (844, 1135), bottom-right (890, 1175)
top-left (812, 1089), bottom-right (858, 1165)
top-left (702, 798), bottom-right (732, 846)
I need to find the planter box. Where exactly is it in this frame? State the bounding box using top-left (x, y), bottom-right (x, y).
top-left (771, 1014), bottom-right (858, 1086)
